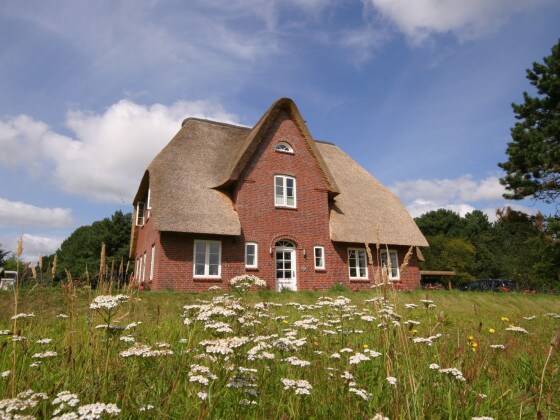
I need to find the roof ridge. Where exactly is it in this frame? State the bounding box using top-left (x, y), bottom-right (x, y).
top-left (181, 117), bottom-right (250, 130)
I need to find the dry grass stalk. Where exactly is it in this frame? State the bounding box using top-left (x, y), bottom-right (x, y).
top-left (52, 254), bottom-right (58, 276)
top-left (31, 265), bottom-right (37, 279)
top-left (16, 237), bottom-right (22, 258)
top-left (38, 255), bottom-right (43, 271)
top-left (399, 246), bottom-right (414, 277)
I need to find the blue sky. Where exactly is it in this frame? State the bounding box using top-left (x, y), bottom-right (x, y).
top-left (1, 0), bottom-right (559, 261)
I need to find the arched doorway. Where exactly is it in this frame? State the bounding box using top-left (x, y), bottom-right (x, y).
top-left (275, 240), bottom-right (297, 291)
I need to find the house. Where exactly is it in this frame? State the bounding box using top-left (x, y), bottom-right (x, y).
top-left (130, 98), bottom-right (428, 292)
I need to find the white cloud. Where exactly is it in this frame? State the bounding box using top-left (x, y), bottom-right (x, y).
top-left (0, 233), bottom-right (63, 262)
top-left (0, 198), bottom-right (74, 229)
top-left (2, 99), bottom-right (240, 203)
top-left (366, 0), bottom-right (552, 43)
top-left (390, 174), bottom-right (506, 204)
top-left (389, 174), bottom-right (544, 221)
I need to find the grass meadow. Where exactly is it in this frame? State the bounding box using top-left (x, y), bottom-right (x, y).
top-left (1, 284), bottom-right (559, 419)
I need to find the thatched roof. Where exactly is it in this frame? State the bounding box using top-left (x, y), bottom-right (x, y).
top-left (132, 98), bottom-right (427, 249)
top-left (316, 141), bottom-right (428, 247)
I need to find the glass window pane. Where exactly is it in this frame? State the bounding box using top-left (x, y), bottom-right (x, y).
top-left (350, 267), bottom-right (357, 277)
top-left (195, 264), bottom-right (205, 276)
top-left (209, 264), bottom-right (219, 276)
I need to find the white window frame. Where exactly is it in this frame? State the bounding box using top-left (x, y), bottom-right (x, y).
top-left (136, 258), bottom-right (141, 279)
top-left (245, 242), bottom-right (258, 269)
top-left (146, 188), bottom-right (151, 218)
top-left (141, 252), bottom-right (147, 283)
top-left (149, 244), bottom-right (155, 281)
top-left (274, 175), bottom-right (297, 208)
top-left (314, 246), bottom-right (325, 270)
top-left (381, 250), bottom-right (400, 280)
top-left (136, 202), bottom-right (145, 226)
top-left (348, 248), bottom-right (368, 279)
top-left (275, 142), bottom-right (293, 154)
top-left (193, 240), bottom-right (222, 278)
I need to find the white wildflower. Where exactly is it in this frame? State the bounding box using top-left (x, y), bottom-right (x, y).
top-left (56, 314), bottom-right (69, 319)
top-left (120, 335), bottom-right (135, 343)
top-left (439, 368), bottom-right (466, 381)
top-left (36, 338), bottom-right (52, 345)
top-left (490, 344), bottom-right (505, 349)
top-left (349, 387), bottom-right (372, 401)
top-left (283, 356), bottom-right (310, 367)
top-left (349, 352), bottom-right (370, 365)
top-left (0, 330), bottom-right (11, 335)
top-left (77, 402), bottom-right (120, 418)
top-left (386, 376), bottom-right (397, 386)
top-left (330, 353), bottom-right (341, 359)
top-left (197, 391), bottom-right (208, 400)
top-left (1, 370), bottom-right (10, 378)
top-left (506, 326), bottom-right (528, 334)
top-left (11, 313), bottom-right (35, 320)
top-left (90, 294), bottom-right (128, 310)
top-left (429, 363), bottom-right (440, 370)
top-left (32, 351), bottom-right (58, 359)
top-left (139, 404), bottom-right (154, 411)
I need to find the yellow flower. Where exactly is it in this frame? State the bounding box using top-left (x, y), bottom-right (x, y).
top-left (468, 335), bottom-right (474, 341)
top-left (411, 329), bottom-right (418, 335)
top-left (471, 342), bottom-right (478, 348)
top-left (471, 347), bottom-right (477, 352)
top-left (282, 320), bottom-right (289, 324)
top-left (501, 317), bottom-right (509, 322)
top-left (363, 344), bottom-right (369, 349)
top-left (488, 328), bottom-right (496, 334)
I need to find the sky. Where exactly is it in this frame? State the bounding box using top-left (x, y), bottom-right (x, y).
top-left (1, 0), bottom-right (559, 261)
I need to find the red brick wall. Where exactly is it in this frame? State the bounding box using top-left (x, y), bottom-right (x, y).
top-left (133, 111), bottom-right (422, 291)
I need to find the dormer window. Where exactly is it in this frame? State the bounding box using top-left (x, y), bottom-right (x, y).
top-left (275, 142), bottom-right (293, 154)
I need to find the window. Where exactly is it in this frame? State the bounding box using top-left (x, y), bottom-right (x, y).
top-left (136, 258), bottom-right (141, 279)
top-left (136, 202), bottom-right (145, 226)
top-left (146, 188), bottom-right (151, 218)
top-left (274, 175), bottom-right (296, 208)
top-left (314, 246), bottom-right (325, 270)
top-left (275, 142), bottom-right (293, 153)
top-left (348, 248), bottom-right (368, 279)
top-left (149, 245), bottom-right (155, 281)
top-left (193, 240), bottom-right (222, 278)
top-left (141, 252), bottom-right (147, 282)
top-left (245, 242), bottom-right (258, 268)
top-left (381, 250), bottom-right (400, 280)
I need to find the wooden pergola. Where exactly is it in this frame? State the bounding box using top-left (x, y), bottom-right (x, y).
top-left (420, 270), bottom-right (456, 290)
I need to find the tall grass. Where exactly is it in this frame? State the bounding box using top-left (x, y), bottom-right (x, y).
top-left (1, 287), bottom-right (559, 419)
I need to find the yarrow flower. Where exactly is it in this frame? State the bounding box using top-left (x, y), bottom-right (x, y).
top-left (77, 402), bottom-right (120, 418)
top-left (349, 387), bottom-right (372, 401)
top-left (283, 356), bottom-right (311, 367)
top-left (490, 344), bottom-right (505, 349)
top-left (439, 368), bottom-right (466, 381)
top-left (32, 351), bottom-right (58, 359)
top-left (386, 376), bottom-right (397, 386)
top-left (119, 343), bottom-right (173, 358)
top-left (506, 326), bottom-right (528, 334)
top-left (1, 370), bottom-right (10, 378)
top-left (349, 352), bottom-right (370, 365)
top-left (36, 338), bottom-right (52, 345)
top-left (52, 391), bottom-right (80, 415)
top-left (281, 378), bottom-right (313, 395)
top-left (90, 295), bottom-right (128, 310)
top-left (11, 313), bottom-right (35, 320)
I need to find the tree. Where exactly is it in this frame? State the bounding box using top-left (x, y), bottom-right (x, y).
top-left (56, 211), bottom-right (132, 283)
top-left (0, 244), bottom-right (9, 266)
top-left (499, 39), bottom-right (560, 206)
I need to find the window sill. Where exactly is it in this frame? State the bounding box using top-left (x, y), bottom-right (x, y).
top-left (314, 268), bottom-right (326, 272)
top-left (349, 278), bottom-right (370, 283)
top-left (245, 267), bottom-right (259, 271)
top-left (193, 277), bottom-right (222, 282)
top-left (274, 206), bottom-right (298, 211)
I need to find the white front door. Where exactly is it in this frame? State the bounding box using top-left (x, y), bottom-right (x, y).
top-left (275, 241), bottom-right (297, 291)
